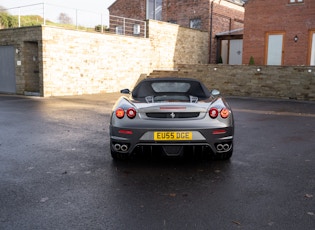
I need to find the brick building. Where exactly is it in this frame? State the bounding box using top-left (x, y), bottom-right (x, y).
top-left (108, 0), bottom-right (245, 64)
top-left (243, 0), bottom-right (315, 66)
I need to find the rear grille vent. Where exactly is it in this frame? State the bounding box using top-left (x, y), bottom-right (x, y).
top-left (146, 112), bottom-right (200, 118)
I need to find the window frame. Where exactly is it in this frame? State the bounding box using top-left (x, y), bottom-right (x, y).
top-left (288, 0), bottom-right (304, 4)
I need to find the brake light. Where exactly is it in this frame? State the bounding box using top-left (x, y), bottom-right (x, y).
top-left (220, 108), bottom-right (230, 119)
top-left (209, 107), bottom-right (230, 119)
top-left (127, 108), bottom-right (136, 119)
top-left (209, 108), bottom-right (219, 118)
top-left (115, 108), bottom-right (125, 119)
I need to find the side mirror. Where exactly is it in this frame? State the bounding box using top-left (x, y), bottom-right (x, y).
top-left (120, 89), bottom-right (131, 94)
top-left (211, 89), bottom-right (220, 97)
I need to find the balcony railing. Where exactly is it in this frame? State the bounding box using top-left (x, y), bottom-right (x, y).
top-left (0, 3), bottom-right (146, 37)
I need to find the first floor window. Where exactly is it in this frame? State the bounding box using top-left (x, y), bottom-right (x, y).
top-left (115, 26), bottom-right (123, 35)
top-left (133, 24), bottom-right (140, 35)
top-left (147, 0), bottom-right (162, 20)
top-left (190, 18), bottom-right (201, 29)
top-left (289, 0), bottom-right (304, 3)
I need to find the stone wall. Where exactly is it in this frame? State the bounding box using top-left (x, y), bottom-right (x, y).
top-left (1, 22), bottom-right (315, 101)
top-left (41, 26), bottom-right (152, 96)
top-left (175, 64), bottom-right (315, 101)
top-left (148, 20), bottom-right (210, 70)
top-left (0, 26), bottom-right (42, 94)
top-left (0, 20), bottom-right (209, 96)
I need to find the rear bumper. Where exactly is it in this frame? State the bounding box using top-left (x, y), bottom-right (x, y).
top-left (110, 126), bottom-right (234, 155)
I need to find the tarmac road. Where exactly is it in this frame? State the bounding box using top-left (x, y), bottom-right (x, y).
top-left (0, 93), bottom-right (314, 230)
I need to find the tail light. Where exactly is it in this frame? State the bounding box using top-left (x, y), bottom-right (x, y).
top-left (209, 108), bottom-right (219, 118)
top-left (126, 108), bottom-right (136, 119)
top-left (220, 108), bottom-right (230, 119)
top-left (115, 108), bottom-right (125, 119)
top-left (115, 107), bottom-right (137, 119)
top-left (209, 107), bottom-right (230, 119)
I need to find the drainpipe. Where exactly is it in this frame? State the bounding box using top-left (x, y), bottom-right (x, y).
top-left (209, 1), bottom-right (214, 64)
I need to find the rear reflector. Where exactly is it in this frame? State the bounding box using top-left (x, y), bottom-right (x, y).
top-left (119, 130), bottom-right (133, 135)
top-left (212, 129), bottom-right (227, 135)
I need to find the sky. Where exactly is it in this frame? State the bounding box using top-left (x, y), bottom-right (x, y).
top-left (0, 0), bottom-right (116, 26)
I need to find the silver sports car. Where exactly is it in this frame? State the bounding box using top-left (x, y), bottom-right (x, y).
top-left (109, 77), bottom-right (234, 160)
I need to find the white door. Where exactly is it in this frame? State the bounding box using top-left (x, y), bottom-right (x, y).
top-left (267, 34), bottom-right (283, 65)
top-left (229, 39), bottom-right (243, 65)
top-left (310, 33), bottom-right (315, 66)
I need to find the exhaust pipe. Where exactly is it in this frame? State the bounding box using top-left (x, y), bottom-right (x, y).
top-left (121, 144), bottom-right (128, 152)
top-left (114, 143), bottom-right (121, 151)
top-left (216, 144), bottom-right (224, 151)
top-left (223, 144), bottom-right (230, 151)
top-left (113, 143), bottom-right (129, 152)
top-left (216, 143), bottom-right (231, 152)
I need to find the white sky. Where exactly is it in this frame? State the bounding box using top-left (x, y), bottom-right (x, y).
top-left (0, 0), bottom-right (116, 26)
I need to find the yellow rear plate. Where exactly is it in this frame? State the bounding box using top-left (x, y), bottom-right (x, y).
top-left (154, 131), bottom-right (192, 141)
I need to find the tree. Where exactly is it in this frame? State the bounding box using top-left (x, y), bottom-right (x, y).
top-left (249, 56), bottom-right (255, 65)
top-left (58, 13), bottom-right (73, 24)
top-left (0, 6), bottom-right (18, 28)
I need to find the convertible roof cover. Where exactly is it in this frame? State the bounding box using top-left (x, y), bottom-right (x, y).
top-left (132, 77), bottom-right (211, 100)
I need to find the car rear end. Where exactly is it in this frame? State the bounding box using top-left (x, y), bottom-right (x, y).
top-left (109, 97), bottom-right (234, 159)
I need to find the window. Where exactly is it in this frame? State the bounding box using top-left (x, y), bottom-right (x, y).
top-left (147, 0), bottom-right (162, 20)
top-left (133, 24), bottom-right (140, 35)
top-left (289, 0), bottom-right (304, 3)
top-left (151, 82), bottom-right (191, 93)
top-left (115, 26), bottom-right (123, 35)
top-left (190, 18), bottom-right (201, 29)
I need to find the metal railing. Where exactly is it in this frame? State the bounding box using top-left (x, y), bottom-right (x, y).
top-left (109, 15), bottom-right (146, 38)
top-left (0, 3), bottom-right (146, 37)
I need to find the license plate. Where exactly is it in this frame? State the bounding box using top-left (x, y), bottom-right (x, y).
top-left (154, 131), bottom-right (192, 141)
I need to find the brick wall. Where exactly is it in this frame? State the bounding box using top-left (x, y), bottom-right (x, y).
top-left (109, 0), bottom-right (146, 20)
top-left (109, 0), bottom-right (244, 63)
top-left (243, 0), bottom-right (315, 65)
